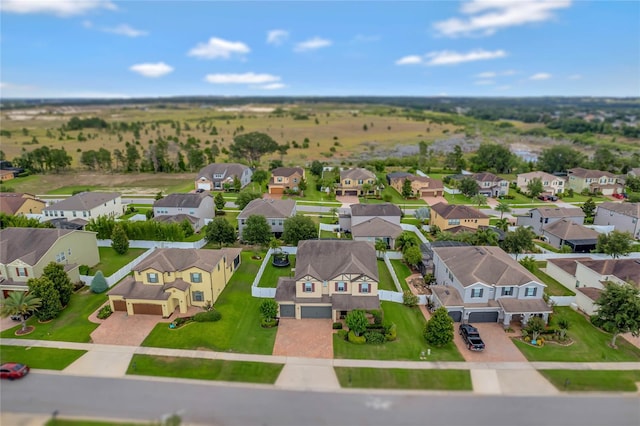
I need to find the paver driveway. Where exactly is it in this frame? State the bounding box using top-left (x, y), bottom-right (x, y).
top-left (454, 322), bottom-right (527, 362)
top-left (335, 195), bottom-right (360, 207)
top-left (273, 319), bottom-right (334, 358)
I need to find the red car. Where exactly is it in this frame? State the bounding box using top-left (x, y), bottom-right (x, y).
top-left (0, 363), bottom-right (29, 380)
top-left (612, 193), bottom-right (624, 200)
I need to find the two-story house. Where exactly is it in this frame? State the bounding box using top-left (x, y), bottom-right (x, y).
top-left (594, 202), bottom-right (640, 239)
top-left (567, 168), bottom-right (622, 195)
top-left (516, 171), bottom-right (565, 195)
top-left (430, 203), bottom-right (489, 232)
top-left (275, 240), bottom-right (380, 320)
top-left (335, 168), bottom-right (376, 196)
top-left (472, 172), bottom-right (509, 197)
top-left (516, 207), bottom-right (585, 236)
top-left (431, 246), bottom-right (551, 326)
top-left (389, 175), bottom-right (444, 198)
top-left (107, 247), bottom-right (241, 317)
top-left (238, 198), bottom-right (296, 240)
top-left (195, 163), bottom-right (252, 191)
top-left (338, 203), bottom-right (402, 248)
top-left (268, 167), bottom-right (305, 195)
top-left (0, 193), bottom-right (46, 216)
top-left (0, 227), bottom-right (100, 297)
top-left (153, 193), bottom-right (214, 232)
top-left (541, 219), bottom-right (600, 253)
top-left (43, 192), bottom-right (123, 226)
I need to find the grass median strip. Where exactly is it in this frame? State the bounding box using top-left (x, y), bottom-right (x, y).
top-left (335, 367), bottom-right (471, 390)
top-left (539, 370), bottom-right (640, 392)
top-left (0, 346), bottom-right (86, 370)
top-left (127, 354), bottom-right (283, 384)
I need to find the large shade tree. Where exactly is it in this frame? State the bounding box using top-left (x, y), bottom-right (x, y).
top-left (204, 217), bottom-right (236, 248)
top-left (594, 281), bottom-right (640, 348)
top-left (242, 215), bottom-right (272, 246)
top-left (229, 132), bottom-right (279, 165)
top-left (282, 215), bottom-right (317, 245)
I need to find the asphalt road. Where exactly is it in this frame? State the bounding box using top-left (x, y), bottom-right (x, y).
top-left (3, 373), bottom-right (639, 426)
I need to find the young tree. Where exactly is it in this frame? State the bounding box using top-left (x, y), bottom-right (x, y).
top-left (423, 307), bottom-right (454, 346)
top-left (459, 177), bottom-right (479, 197)
top-left (495, 218), bottom-right (510, 232)
top-left (526, 177), bottom-right (544, 198)
top-left (233, 176), bottom-right (242, 192)
top-left (581, 197), bottom-right (596, 219)
top-left (235, 191), bottom-right (262, 210)
top-left (310, 160), bottom-right (324, 177)
top-left (43, 261), bottom-right (74, 307)
top-left (403, 245), bottom-right (423, 268)
top-left (242, 215), bottom-right (272, 246)
top-left (374, 239), bottom-right (388, 259)
top-left (595, 230), bottom-right (633, 259)
top-left (414, 207), bottom-right (430, 223)
top-left (395, 231), bottom-right (419, 253)
top-left (345, 309), bottom-right (368, 337)
top-left (524, 316), bottom-right (546, 341)
top-left (27, 276), bottom-right (62, 321)
top-left (111, 223), bottom-right (130, 255)
top-left (495, 201), bottom-right (511, 220)
top-left (362, 182), bottom-right (373, 198)
top-left (214, 192), bottom-right (226, 212)
top-left (557, 317), bottom-right (570, 341)
top-left (471, 193), bottom-right (487, 210)
top-left (259, 299), bottom-right (279, 322)
top-left (501, 226), bottom-right (535, 259)
top-left (594, 281), bottom-right (640, 347)
top-left (403, 290), bottom-right (419, 307)
top-left (205, 217), bottom-right (236, 247)
top-left (90, 271), bottom-right (109, 294)
top-left (0, 291), bottom-right (41, 333)
top-left (229, 132), bottom-right (279, 165)
top-left (401, 179), bottom-right (413, 198)
top-left (282, 215), bottom-right (317, 245)
top-left (251, 169), bottom-right (269, 188)
top-left (298, 176), bottom-right (307, 196)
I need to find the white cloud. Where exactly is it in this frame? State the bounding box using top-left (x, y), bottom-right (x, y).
top-left (476, 71), bottom-right (497, 78)
top-left (129, 62), bottom-right (174, 78)
top-left (103, 24), bottom-right (148, 37)
top-left (256, 83), bottom-right (286, 90)
top-left (267, 30), bottom-right (289, 45)
top-left (204, 73), bottom-right (281, 84)
top-left (530, 72), bottom-right (552, 80)
top-left (294, 37), bottom-right (332, 52)
top-left (474, 79), bottom-right (495, 85)
top-left (395, 55), bottom-right (423, 65)
top-left (434, 0), bottom-right (572, 37)
top-left (0, 0), bottom-right (116, 17)
top-left (425, 49), bottom-right (506, 66)
top-left (188, 37), bottom-right (250, 59)
top-left (568, 74), bottom-right (582, 80)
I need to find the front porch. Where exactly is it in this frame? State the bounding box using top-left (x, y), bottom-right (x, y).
top-left (498, 298), bottom-right (552, 328)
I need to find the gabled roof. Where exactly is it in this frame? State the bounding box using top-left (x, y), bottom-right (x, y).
top-left (153, 214), bottom-right (199, 226)
top-left (352, 217), bottom-right (402, 239)
top-left (340, 168), bottom-right (376, 181)
top-left (547, 257), bottom-right (592, 276)
top-left (432, 246), bottom-right (541, 287)
top-left (518, 171), bottom-right (563, 182)
top-left (271, 167), bottom-right (304, 177)
top-left (237, 198), bottom-right (296, 219)
top-left (390, 174), bottom-right (444, 188)
top-left (430, 202), bottom-right (489, 220)
top-left (43, 192), bottom-right (120, 212)
top-left (0, 227), bottom-right (82, 265)
top-left (294, 240), bottom-right (378, 282)
top-left (542, 219), bottom-right (599, 241)
top-left (533, 207), bottom-right (585, 218)
top-left (386, 172), bottom-right (412, 180)
top-left (154, 193), bottom-right (211, 208)
top-left (472, 172), bottom-right (505, 183)
top-left (197, 163), bottom-right (250, 180)
top-left (134, 248), bottom-right (241, 273)
top-left (597, 202), bottom-right (640, 219)
top-left (577, 258), bottom-right (640, 287)
top-left (568, 167), bottom-right (618, 179)
top-left (350, 203), bottom-right (401, 217)
top-left (0, 193), bottom-right (43, 215)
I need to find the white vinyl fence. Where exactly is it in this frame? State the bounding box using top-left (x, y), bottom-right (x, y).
top-left (400, 224), bottom-right (428, 244)
top-left (250, 246), bottom-right (297, 298)
top-left (97, 238), bottom-right (207, 249)
top-left (79, 247), bottom-right (156, 288)
top-left (549, 295), bottom-right (576, 307)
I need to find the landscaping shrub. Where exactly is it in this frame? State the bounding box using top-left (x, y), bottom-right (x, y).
top-left (385, 322), bottom-right (397, 341)
top-left (332, 322), bottom-right (343, 330)
top-left (382, 194), bottom-right (392, 202)
top-left (259, 299), bottom-right (278, 322)
top-left (193, 309), bottom-right (222, 322)
top-left (90, 271), bottom-right (108, 294)
top-left (97, 305), bottom-right (112, 320)
top-left (364, 331), bottom-right (386, 344)
top-left (403, 290), bottom-right (418, 307)
top-left (368, 309), bottom-right (384, 325)
top-left (348, 330), bottom-right (366, 344)
top-left (336, 329), bottom-right (348, 340)
top-left (79, 265), bottom-right (90, 275)
top-left (260, 318), bottom-right (278, 328)
top-left (174, 316), bottom-right (193, 327)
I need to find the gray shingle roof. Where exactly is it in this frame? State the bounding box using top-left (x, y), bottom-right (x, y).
top-left (597, 202), bottom-right (640, 219)
top-left (271, 167), bottom-right (304, 178)
top-left (350, 203), bottom-right (401, 217)
top-left (542, 219), bottom-right (600, 241)
top-left (43, 192), bottom-right (120, 212)
top-left (498, 298), bottom-right (552, 314)
top-left (107, 276), bottom-right (171, 300)
top-left (197, 163), bottom-right (250, 181)
top-left (547, 257), bottom-right (592, 276)
top-left (237, 198), bottom-right (296, 219)
top-left (134, 248), bottom-right (241, 273)
top-left (568, 167), bottom-right (618, 179)
top-left (154, 193), bottom-right (211, 208)
top-left (534, 207), bottom-right (585, 218)
top-left (340, 168), bottom-right (376, 181)
top-left (294, 240), bottom-right (378, 282)
top-left (153, 214), bottom-right (199, 226)
top-left (0, 227), bottom-right (81, 265)
top-left (352, 217), bottom-right (402, 239)
top-left (472, 172), bottom-right (505, 183)
top-left (431, 203), bottom-right (489, 220)
top-left (577, 258), bottom-right (640, 287)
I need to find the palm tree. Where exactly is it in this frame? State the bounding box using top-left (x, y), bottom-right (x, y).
top-left (329, 207), bottom-right (339, 224)
top-left (557, 318), bottom-right (570, 341)
top-left (495, 218), bottom-right (510, 232)
top-left (475, 228), bottom-right (499, 246)
top-left (495, 201), bottom-right (511, 219)
top-left (471, 194), bottom-right (487, 210)
top-left (0, 291), bottom-right (42, 333)
top-left (375, 239), bottom-right (388, 259)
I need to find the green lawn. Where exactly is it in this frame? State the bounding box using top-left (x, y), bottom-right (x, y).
top-left (513, 307), bottom-right (640, 362)
top-left (390, 260), bottom-right (412, 292)
top-left (534, 240), bottom-right (560, 253)
top-left (258, 255), bottom-right (296, 288)
top-left (46, 185), bottom-right (104, 195)
top-left (377, 259), bottom-right (397, 291)
top-left (119, 207), bottom-right (151, 220)
top-left (335, 367), bottom-right (471, 390)
top-left (88, 247), bottom-right (147, 276)
top-left (0, 289), bottom-right (107, 342)
top-left (0, 346), bottom-right (86, 370)
top-left (361, 186), bottom-right (426, 206)
top-left (530, 265), bottom-right (575, 296)
top-left (401, 217), bottom-right (422, 226)
top-left (141, 251), bottom-right (277, 354)
top-left (539, 370), bottom-right (640, 392)
top-left (443, 192), bottom-right (488, 207)
top-left (47, 420), bottom-right (143, 426)
top-left (127, 354), bottom-right (283, 384)
top-left (333, 301), bottom-right (463, 361)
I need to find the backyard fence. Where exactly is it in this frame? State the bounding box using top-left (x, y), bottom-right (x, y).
top-left (549, 295), bottom-right (576, 307)
top-left (250, 246), bottom-right (297, 298)
top-left (79, 247), bottom-right (156, 288)
top-left (97, 238), bottom-right (207, 249)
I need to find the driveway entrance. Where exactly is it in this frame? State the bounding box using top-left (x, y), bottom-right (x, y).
top-left (273, 318), bottom-right (334, 358)
top-left (453, 323), bottom-right (527, 362)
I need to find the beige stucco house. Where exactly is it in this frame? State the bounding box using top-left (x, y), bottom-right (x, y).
top-left (516, 171), bottom-right (565, 195)
top-left (108, 248), bottom-right (241, 317)
top-left (389, 175), bottom-right (444, 197)
top-left (335, 168), bottom-right (376, 196)
top-left (430, 202), bottom-right (489, 231)
top-left (0, 193), bottom-right (46, 216)
top-left (567, 168), bottom-right (622, 195)
top-left (268, 167), bottom-right (305, 194)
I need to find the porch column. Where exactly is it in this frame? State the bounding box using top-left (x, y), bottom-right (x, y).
top-left (522, 313), bottom-right (531, 326)
top-left (502, 313), bottom-right (512, 328)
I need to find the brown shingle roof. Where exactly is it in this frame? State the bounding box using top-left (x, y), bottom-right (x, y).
top-left (596, 202), bottom-right (640, 219)
top-left (577, 259), bottom-right (640, 286)
top-left (294, 240), bottom-right (378, 282)
top-left (43, 192), bottom-right (120, 212)
top-left (331, 294), bottom-right (380, 310)
top-left (431, 202), bottom-right (489, 220)
top-left (472, 172), bottom-right (505, 183)
top-left (568, 167), bottom-right (618, 179)
top-left (0, 227), bottom-right (80, 265)
top-left (534, 207), bottom-right (585, 218)
top-left (578, 287), bottom-right (603, 301)
top-left (352, 217), bottom-right (402, 239)
top-left (432, 285), bottom-right (464, 307)
top-left (154, 193), bottom-right (211, 208)
top-left (107, 276), bottom-right (171, 300)
top-left (350, 203), bottom-right (401, 217)
top-left (197, 163), bottom-right (250, 181)
top-left (518, 171), bottom-right (562, 182)
top-left (0, 193), bottom-right (43, 215)
top-left (135, 248), bottom-right (241, 273)
top-left (237, 198), bottom-right (296, 219)
top-left (547, 257), bottom-right (591, 276)
top-left (542, 219), bottom-right (599, 241)
top-left (340, 168), bottom-right (376, 181)
top-left (153, 214), bottom-right (199, 226)
top-left (498, 298), bottom-right (552, 314)
top-left (271, 167), bottom-right (304, 178)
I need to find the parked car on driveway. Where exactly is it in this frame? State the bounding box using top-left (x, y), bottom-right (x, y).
top-left (459, 324), bottom-right (485, 351)
top-left (0, 363), bottom-right (30, 380)
top-left (538, 194), bottom-right (558, 202)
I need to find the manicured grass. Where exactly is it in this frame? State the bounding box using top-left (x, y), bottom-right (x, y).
top-left (443, 192), bottom-right (488, 207)
top-left (119, 207), bottom-right (151, 220)
top-left (257, 255), bottom-right (296, 288)
top-left (534, 240), bottom-right (560, 253)
top-left (294, 200), bottom-right (342, 206)
top-left (0, 289), bottom-right (107, 342)
top-left (377, 259), bottom-right (398, 291)
top-left (333, 301), bottom-right (463, 361)
top-left (127, 354), bottom-right (283, 384)
top-left (335, 367), bottom-right (472, 390)
top-left (0, 346), bottom-right (86, 370)
top-left (539, 370), bottom-right (640, 392)
top-left (88, 247), bottom-right (147, 276)
top-left (141, 251), bottom-right (277, 354)
top-left (362, 186), bottom-right (426, 205)
top-left (513, 307), bottom-right (640, 362)
top-left (401, 217), bottom-right (422, 226)
top-left (390, 260), bottom-right (412, 292)
top-left (530, 266), bottom-right (575, 296)
top-left (320, 230), bottom-right (337, 238)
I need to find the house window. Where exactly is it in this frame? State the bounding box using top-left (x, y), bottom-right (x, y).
top-left (16, 267), bottom-right (28, 277)
top-left (525, 287), bottom-right (537, 297)
top-left (293, 178), bottom-right (298, 183)
top-left (448, 219), bottom-right (460, 225)
top-left (501, 287), bottom-right (514, 296)
top-left (192, 291), bottom-right (204, 302)
top-left (277, 177), bottom-right (283, 182)
top-left (190, 272), bottom-right (202, 283)
top-left (214, 173), bottom-right (223, 179)
top-left (471, 288), bottom-right (484, 298)
top-left (336, 282), bottom-right (346, 292)
top-left (448, 271), bottom-right (454, 281)
top-left (304, 282), bottom-right (314, 293)
top-left (345, 180), bottom-right (351, 185)
top-left (73, 211), bottom-right (77, 217)
top-left (360, 283), bottom-right (370, 293)
top-left (56, 252), bottom-right (66, 262)
top-left (358, 179), bottom-right (363, 184)
top-left (272, 220), bottom-right (276, 226)
top-left (147, 273), bottom-right (159, 283)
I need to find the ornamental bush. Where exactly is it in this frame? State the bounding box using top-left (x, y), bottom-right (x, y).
top-left (336, 329), bottom-right (348, 340)
top-left (403, 290), bottom-right (418, 307)
top-left (384, 322), bottom-right (397, 341)
top-left (364, 331), bottom-right (386, 344)
top-left (193, 309), bottom-right (222, 322)
top-left (90, 271), bottom-right (108, 294)
top-left (348, 330), bottom-right (366, 344)
top-left (97, 305), bottom-right (112, 319)
top-left (332, 322), bottom-right (343, 330)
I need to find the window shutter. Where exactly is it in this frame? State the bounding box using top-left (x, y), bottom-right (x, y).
top-left (479, 289), bottom-right (483, 298)
top-left (312, 283), bottom-right (315, 292)
top-left (15, 268), bottom-right (19, 276)
top-left (359, 283), bottom-right (362, 293)
top-left (335, 282), bottom-right (338, 291)
top-left (533, 288), bottom-right (537, 297)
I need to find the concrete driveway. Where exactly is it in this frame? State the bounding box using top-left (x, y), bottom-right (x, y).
top-left (272, 319), bottom-right (334, 358)
top-left (422, 195), bottom-right (447, 206)
top-left (454, 322), bottom-right (527, 362)
top-left (335, 195), bottom-right (360, 207)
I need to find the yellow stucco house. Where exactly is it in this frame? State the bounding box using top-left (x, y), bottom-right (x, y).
top-left (430, 202), bottom-right (490, 231)
top-left (108, 248), bottom-right (241, 317)
top-left (0, 193), bottom-right (46, 216)
top-left (335, 168), bottom-right (376, 196)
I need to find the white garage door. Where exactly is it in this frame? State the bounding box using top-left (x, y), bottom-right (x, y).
top-left (197, 182), bottom-right (210, 190)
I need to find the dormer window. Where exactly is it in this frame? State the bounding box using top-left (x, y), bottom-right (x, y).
top-left (147, 273), bottom-right (159, 283)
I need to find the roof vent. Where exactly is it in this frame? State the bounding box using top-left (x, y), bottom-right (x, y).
top-left (445, 290), bottom-right (450, 295)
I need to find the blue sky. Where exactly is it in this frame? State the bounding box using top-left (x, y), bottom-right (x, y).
top-left (1, 0), bottom-right (638, 98)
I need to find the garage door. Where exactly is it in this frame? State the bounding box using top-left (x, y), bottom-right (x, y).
top-left (448, 310), bottom-right (462, 322)
top-left (270, 187), bottom-right (284, 194)
top-left (197, 182), bottom-right (210, 190)
top-left (112, 300), bottom-right (127, 312)
top-left (280, 304), bottom-right (295, 318)
top-left (468, 311), bottom-right (499, 323)
top-left (132, 303), bottom-right (163, 315)
top-left (345, 190), bottom-right (358, 196)
top-left (301, 306), bottom-right (332, 319)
